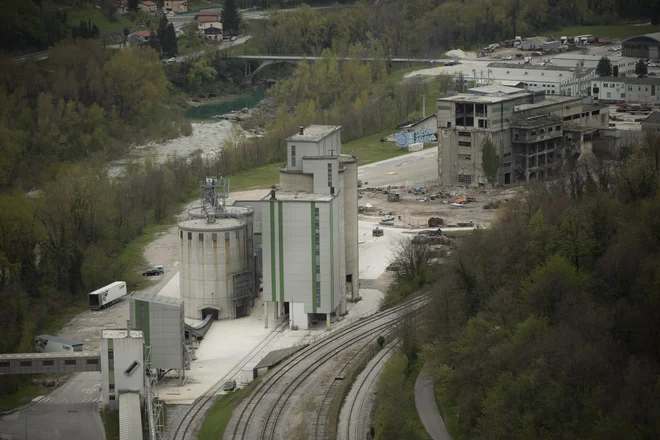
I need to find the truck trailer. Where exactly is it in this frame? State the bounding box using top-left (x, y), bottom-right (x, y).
top-left (35, 335), bottom-right (83, 353)
top-left (88, 281), bottom-right (127, 310)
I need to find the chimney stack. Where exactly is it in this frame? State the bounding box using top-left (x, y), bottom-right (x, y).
top-left (299, 125), bottom-right (304, 135)
top-left (270, 185), bottom-right (277, 200)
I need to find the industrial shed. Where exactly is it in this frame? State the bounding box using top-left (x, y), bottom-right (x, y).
top-left (622, 32), bottom-right (660, 59)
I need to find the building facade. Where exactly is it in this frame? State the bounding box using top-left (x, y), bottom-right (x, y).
top-left (237, 125), bottom-right (359, 330)
top-left (622, 32), bottom-right (660, 59)
top-left (437, 86), bottom-right (609, 186)
top-left (164, 0), bottom-right (187, 12)
top-left (100, 329), bottom-right (144, 411)
top-left (591, 77), bottom-right (660, 104)
top-left (550, 54), bottom-right (637, 77)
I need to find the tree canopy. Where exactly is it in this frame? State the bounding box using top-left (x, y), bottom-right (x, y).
top-left (222, 0), bottom-right (241, 36)
top-left (424, 134), bottom-right (660, 439)
top-left (596, 56), bottom-right (613, 77)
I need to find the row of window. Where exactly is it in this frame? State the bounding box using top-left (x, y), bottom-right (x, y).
top-left (314, 207), bottom-right (321, 308)
top-left (602, 83), bottom-right (653, 92)
top-left (0, 358), bottom-right (99, 368)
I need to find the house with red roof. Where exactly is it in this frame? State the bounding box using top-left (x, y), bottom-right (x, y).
top-left (127, 30), bottom-right (152, 47)
top-left (196, 9), bottom-right (223, 40)
top-left (138, 1), bottom-right (158, 14)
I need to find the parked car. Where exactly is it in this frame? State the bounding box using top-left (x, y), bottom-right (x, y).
top-left (143, 268), bottom-right (162, 276)
top-left (223, 380), bottom-right (237, 392)
top-left (167, 57), bottom-right (176, 64)
top-left (230, 36), bottom-right (237, 41)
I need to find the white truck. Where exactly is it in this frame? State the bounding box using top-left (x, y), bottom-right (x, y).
top-left (88, 281), bottom-right (127, 310)
top-left (36, 335), bottom-right (83, 353)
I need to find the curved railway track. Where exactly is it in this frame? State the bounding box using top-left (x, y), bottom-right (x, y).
top-left (343, 342), bottom-right (398, 440)
top-left (226, 295), bottom-right (428, 440)
top-left (171, 319), bottom-right (289, 440)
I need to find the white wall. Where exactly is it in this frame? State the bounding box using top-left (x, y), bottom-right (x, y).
top-left (101, 331), bottom-right (144, 410)
top-left (290, 302), bottom-right (309, 330)
top-left (303, 157), bottom-right (339, 193)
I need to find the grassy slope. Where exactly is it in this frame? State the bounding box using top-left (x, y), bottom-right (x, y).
top-left (197, 378), bottom-right (261, 440)
top-left (549, 25), bottom-right (660, 40)
top-left (102, 410), bottom-right (120, 440)
top-left (66, 5), bottom-right (133, 33)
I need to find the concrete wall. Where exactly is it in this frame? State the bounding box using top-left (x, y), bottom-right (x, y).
top-left (131, 299), bottom-right (184, 370)
top-left (340, 156), bottom-right (359, 300)
top-left (279, 171), bottom-right (314, 192)
top-left (290, 302), bottom-right (309, 330)
top-left (302, 157), bottom-right (339, 194)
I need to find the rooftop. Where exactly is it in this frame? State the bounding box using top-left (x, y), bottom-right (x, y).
top-left (102, 329), bottom-right (143, 339)
top-left (488, 62), bottom-right (588, 73)
top-left (467, 84), bottom-right (524, 95)
top-left (514, 94), bottom-right (580, 111)
top-left (439, 91), bottom-right (530, 104)
top-left (644, 111), bottom-right (660, 124)
top-left (594, 76), bottom-right (660, 85)
top-left (197, 9), bottom-right (222, 15)
top-left (198, 15), bottom-right (221, 23)
top-left (552, 53), bottom-right (634, 62)
top-left (141, 1), bottom-right (156, 6)
top-left (0, 352), bottom-right (99, 360)
top-left (262, 189), bottom-right (336, 202)
top-left (623, 32), bottom-right (660, 43)
top-left (178, 217), bottom-right (244, 231)
top-left (512, 114), bottom-right (562, 128)
top-left (131, 291), bottom-right (183, 307)
top-left (135, 30), bottom-right (151, 38)
top-left (287, 125), bottom-right (341, 142)
top-left (563, 124), bottom-right (598, 132)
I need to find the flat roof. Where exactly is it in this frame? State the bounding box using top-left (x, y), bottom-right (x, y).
top-left (263, 190), bottom-right (336, 202)
top-left (253, 345), bottom-right (307, 370)
top-left (563, 124), bottom-right (598, 132)
top-left (89, 281), bottom-right (126, 296)
top-left (37, 335), bottom-right (83, 346)
top-left (468, 84), bottom-right (524, 95)
top-left (512, 114), bottom-right (562, 127)
top-left (553, 54), bottom-right (635, 63)
top-left (514, 95), bottom-right (580, 111)
top-left (102, 329), bottom-right (143, 339)
top-left (439, 92), bottom-right (529, 104)
top-left (178, 217), bottom-right (244, 231)
top-left (131, 291), bottom-right (183, 307)
top-left (287, 125), bottom-right (341, 142)
top-left (0, 352), bottom-right (99, 360)
top-left (593, 76), bottom-right (660, 85)
top-left (488, 62), bottom-right (588, 72)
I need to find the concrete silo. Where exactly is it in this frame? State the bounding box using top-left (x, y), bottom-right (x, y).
top-left (179, 178), bottom-right (254, 321)
top-left (340, 154), bottom-right (359, 300)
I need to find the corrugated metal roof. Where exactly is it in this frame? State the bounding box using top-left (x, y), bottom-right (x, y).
top-left (119, 392), bottom-right (143, 440)
top-left (623, 32), bottom-right (660, 43)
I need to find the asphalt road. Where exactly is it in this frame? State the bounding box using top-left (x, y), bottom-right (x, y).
top-left (357, 149), bottom-right (438, 189)
top-left (0, 372), bottom-right (103, 440)
top-left (414, 369), bottom-right (451, 440)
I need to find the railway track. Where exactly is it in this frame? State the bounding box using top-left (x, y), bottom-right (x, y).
top-left (227, 295), bottom-right (428, 440)
top-left (171, 319), bottom-right (289, 440)
top-left (343, 342), bottom-right (398, 440)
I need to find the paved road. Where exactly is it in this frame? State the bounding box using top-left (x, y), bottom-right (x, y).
top-left (357, 149), bottom-right (438, 188)
top-left (414, 369), bottom-right (451, 440)
top-left (176, 36), bottom-right (253, 63)
top-left (0, 372), bottom-right (103, 440)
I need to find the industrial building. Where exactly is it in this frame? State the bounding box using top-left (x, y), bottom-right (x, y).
top-left (100, 329), bottom-right (145, 411)
top-left (590, 76), bottom-right (660, 104)
top-left (436, 85), bottom-right (609, 186)
top-left (550, 54), bottom-right (637, 77)
top-left (450, 63), bottom-right (595, 96)
top-left (129, 291), bottom-right (188, 383)
top-left (237, 125), bottom-right (359, 330)
top-left (622, 32), bottom-right (660, 59)
top-left (178, 177), bottom-right (256, 321)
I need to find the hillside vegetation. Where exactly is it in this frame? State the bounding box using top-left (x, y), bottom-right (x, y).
top-left (422, 136), bottom-right (660, 439)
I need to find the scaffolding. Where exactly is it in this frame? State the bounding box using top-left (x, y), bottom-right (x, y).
top-left (144, 345), bottom-right (165, 440)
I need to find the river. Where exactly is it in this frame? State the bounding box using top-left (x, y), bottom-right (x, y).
top-left (107, 91), bottom-right (267, 178)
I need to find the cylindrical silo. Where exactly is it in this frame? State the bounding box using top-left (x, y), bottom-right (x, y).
top-left (178, 217), bottom-right (250, 320)
top-left (340, 154), bottom-right (359, 301)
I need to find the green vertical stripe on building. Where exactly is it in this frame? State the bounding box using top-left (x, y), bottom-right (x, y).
top-left (311, 202), bottom-right (317, 313)
top-left (134, 301), bottom-right (141, 329)
top-left (278, 201), bottom-right (284, 303)
top-left (142, 301), bottom-right (150, 347)
top-left (330, 204), bottom-right (334, 311)
top-left (270, 202), bottom-right (277, 302)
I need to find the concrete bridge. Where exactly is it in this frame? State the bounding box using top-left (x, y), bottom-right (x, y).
top-left (232, 55), bottom-right (454, 80)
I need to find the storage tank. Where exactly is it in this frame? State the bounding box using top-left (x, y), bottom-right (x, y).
top-left (178, 217), bottom-right (252, 320)
top-left (340, 154), bottom-right (360, 300)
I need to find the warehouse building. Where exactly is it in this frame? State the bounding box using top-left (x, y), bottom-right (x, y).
top-left (622, 32), bottom-right (660, 59)
top-left (237, 125), bottom-right (359, 330)
top-left (486, 62), bottom-right (596, 96)
top-left (550, 54), bottom-right (637, 77)
top-left (436, 85), bottom-right (609, 186)
top-left (590, 76), bottom-right (660, 104)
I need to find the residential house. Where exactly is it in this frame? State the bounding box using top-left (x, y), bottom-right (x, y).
top-left (138, 1), bottom-right (158, 14)
top-left (591, 77), bottom-right (660, 104)
top-left (127, 30), bottom-right (151, 47)
top-left (196, 10), bottom-right (223, 40)
top-left (117, 0), bottom-right (129, 15)
top-left (164, 0), bottom-right (187, 13)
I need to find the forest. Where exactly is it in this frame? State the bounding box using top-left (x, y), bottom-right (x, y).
top-left (386, 136), bottom-right (660, 440)
top-left (249, 0), bottom-right (659, 57)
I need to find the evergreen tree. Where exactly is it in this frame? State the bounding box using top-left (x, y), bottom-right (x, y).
top-left (164, 23), bottom-right (178, 57)
top-left (596, 56), bottom-right (612, 77)
top-left (635, 60), bottom-right (648, 77)
top-left (222, 0), bottom-right (241, 37)
top-left (128, 0), bottom-right (138, 11)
